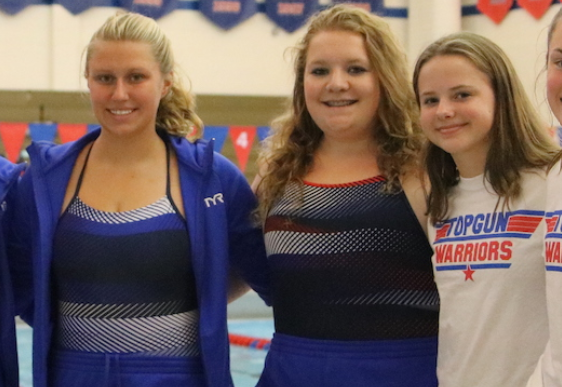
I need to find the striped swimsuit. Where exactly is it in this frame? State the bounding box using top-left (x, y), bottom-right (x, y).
top-left (49, 140), bottom-right (205, 387)
top-left (258, 177), bottom-right (439, 387)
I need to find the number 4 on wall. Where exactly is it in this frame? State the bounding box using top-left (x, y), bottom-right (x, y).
top-left (230, 126), bottom-right (256, 172)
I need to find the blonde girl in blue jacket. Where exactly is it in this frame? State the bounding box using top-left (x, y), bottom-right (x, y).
top-left (10, 12), bottom-right (269, 387)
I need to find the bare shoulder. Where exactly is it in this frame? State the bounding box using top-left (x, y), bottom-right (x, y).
top-left (251, 159), bottom-right (269, 194)
top-left (400, 170), bottom-right (430, 235)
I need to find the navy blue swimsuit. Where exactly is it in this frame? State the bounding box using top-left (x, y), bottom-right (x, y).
top-left (265, 177), bottom-right (439, 340)
top-left (52, 140), bottom-right (199, 357)
top-left (257, 177), bottom-right (439, 387)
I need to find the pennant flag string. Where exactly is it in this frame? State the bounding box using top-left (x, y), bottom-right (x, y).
top-left (0, 123), bottom-right (268, 172)
top-left (58, 123), bottom-right (88, 144)
top-left (517, 0), bottom-right (553, 20)
top-left (477, 0), bottom-right (514, 24)
top-left (203, 125), bottom-right (229, 153)
top-left (257, 126), bottom-right (271, 142)
top-left (229, 125), bottom-right (256, 172)
top-left (28, 122), bottom-right (58, 143)
top-left (0, 123), bottom-right (27, 163)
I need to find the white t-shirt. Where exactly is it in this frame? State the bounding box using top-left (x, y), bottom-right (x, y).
top-left (428, 171), bottom-right (549, 387)
top-left (530, 161), bottom-right (562, 387)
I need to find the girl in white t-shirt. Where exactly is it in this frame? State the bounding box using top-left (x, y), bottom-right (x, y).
top-left (413, 32), bottom-right (560, 387)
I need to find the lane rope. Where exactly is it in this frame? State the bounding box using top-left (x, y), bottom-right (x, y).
top-left (229, 333), bottom-right (271, 350)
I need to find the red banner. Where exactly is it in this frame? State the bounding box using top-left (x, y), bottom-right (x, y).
top-left (477, 0), bottom-right (514, 24)
top-left (58, 123), bottom-right (87, 144)
top-left (0, 122), bottom-right (27, 163)
top-left (517, 0), bottom-right (552, 20)
top-left (229, 126), bottom-right (256, 172)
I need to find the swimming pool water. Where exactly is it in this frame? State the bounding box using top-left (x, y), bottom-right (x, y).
top-left (16, 318), bottom-right (274, 387)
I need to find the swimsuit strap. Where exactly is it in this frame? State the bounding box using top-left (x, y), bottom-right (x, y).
top-left (73, 141), bottom-right (95, 199)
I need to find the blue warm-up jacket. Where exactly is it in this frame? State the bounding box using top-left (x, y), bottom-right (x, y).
top-left (0, 157), bottom-right (24, 387)
top-left (10, 129), bottom-right (270, 387)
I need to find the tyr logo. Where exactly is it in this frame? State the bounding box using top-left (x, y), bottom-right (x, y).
top-left (204, 193), bottom-right (224, 207)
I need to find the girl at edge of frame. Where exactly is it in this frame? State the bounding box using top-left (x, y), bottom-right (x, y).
top-left (527, 5), bottom-right (562, 387)
top-left (9, 12), bottom-right (270, 387)
top-left (0, 156), bottom-right (25, 387)
top-left (413, 31), bottom-right (559, 387)
top-left (252, 4), bottom-right (439, 387)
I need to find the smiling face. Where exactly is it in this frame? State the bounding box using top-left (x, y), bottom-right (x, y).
top-left (86, 40), bottom-right (172, 138)
top-left (417, 54), bottom-right (495, 177)
top-left (303, 30), bottom-right (380, 143)
top-left (548, 22), bottom-right (562, 124)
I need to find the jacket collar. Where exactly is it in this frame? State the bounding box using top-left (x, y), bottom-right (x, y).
top-left (0, 158), bottom-right (24, 186)
top-left (168, 132), bottom-right (215, 174)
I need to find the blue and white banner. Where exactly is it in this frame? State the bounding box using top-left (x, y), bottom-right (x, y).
top-left (265, 0), bottom-right (319, 32)
top-left (118, 0), bottom-right (178, 19)
top-left (199, 0), bottom-right (257, 30)
top-left (55, 0), bottom-right (114, 15)
top-left (0, 0), bottom-right (40, 15)
top-left (333, 0), bottom-right (384, 14)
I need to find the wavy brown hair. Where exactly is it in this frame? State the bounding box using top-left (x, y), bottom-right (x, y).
top-left (255, 4), bottom-right (424, 221)
top-left (412, 32), bottom-right (559, 224)
top-left (84, 12), bottom-right (203, 139)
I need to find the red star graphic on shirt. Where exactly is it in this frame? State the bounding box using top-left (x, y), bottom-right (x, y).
top-left (463, 266), bottom-right (475, 281)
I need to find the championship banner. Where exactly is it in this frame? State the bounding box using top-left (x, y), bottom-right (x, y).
top-left (58, 124), bottom-right (87, 144)
top-left (55, 0), bottom-right (114, 15)
top-left (0, 123), bottom-right (27, 163)
top-left (333, 0), bottom-right (384, 14)
top-left (0, 0), bottom-right (39, 15)
top-left (265, 0), bottom-right (319, 33)
top-left (28, 123), bottom-right (57, 143)
top-left (199, 0), bottom-right (257, 30)
top-left (230, 126), bottom-right (256, 172)
top-left (202, 125), bottom-right (228, 152)
top-left (517, 0), bottom-right (552, 20)
top-left (477, 0), bottom-right (514, 24)
top-left (118, 0), bottom-right (178, 19)
top-left (257, 126), bottom-right (270, 142)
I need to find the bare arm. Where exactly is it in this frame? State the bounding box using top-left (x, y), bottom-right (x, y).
top-left (400, 170), bottom-right (430, 236)
top-left (227, 269), bottom-right (251, 303)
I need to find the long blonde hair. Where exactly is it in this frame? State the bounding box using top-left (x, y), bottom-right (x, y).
top-left (85, 12), bottom-right (203, 139)
top-left (256, 4), bottom-right (424, 220)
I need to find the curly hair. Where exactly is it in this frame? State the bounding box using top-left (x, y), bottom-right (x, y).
top-left (84, 12), bottom-right (203, 139)
top-left (255, 4), bottom-right (424, 221)
top-left (412, 32), bottom-right (560, 224)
